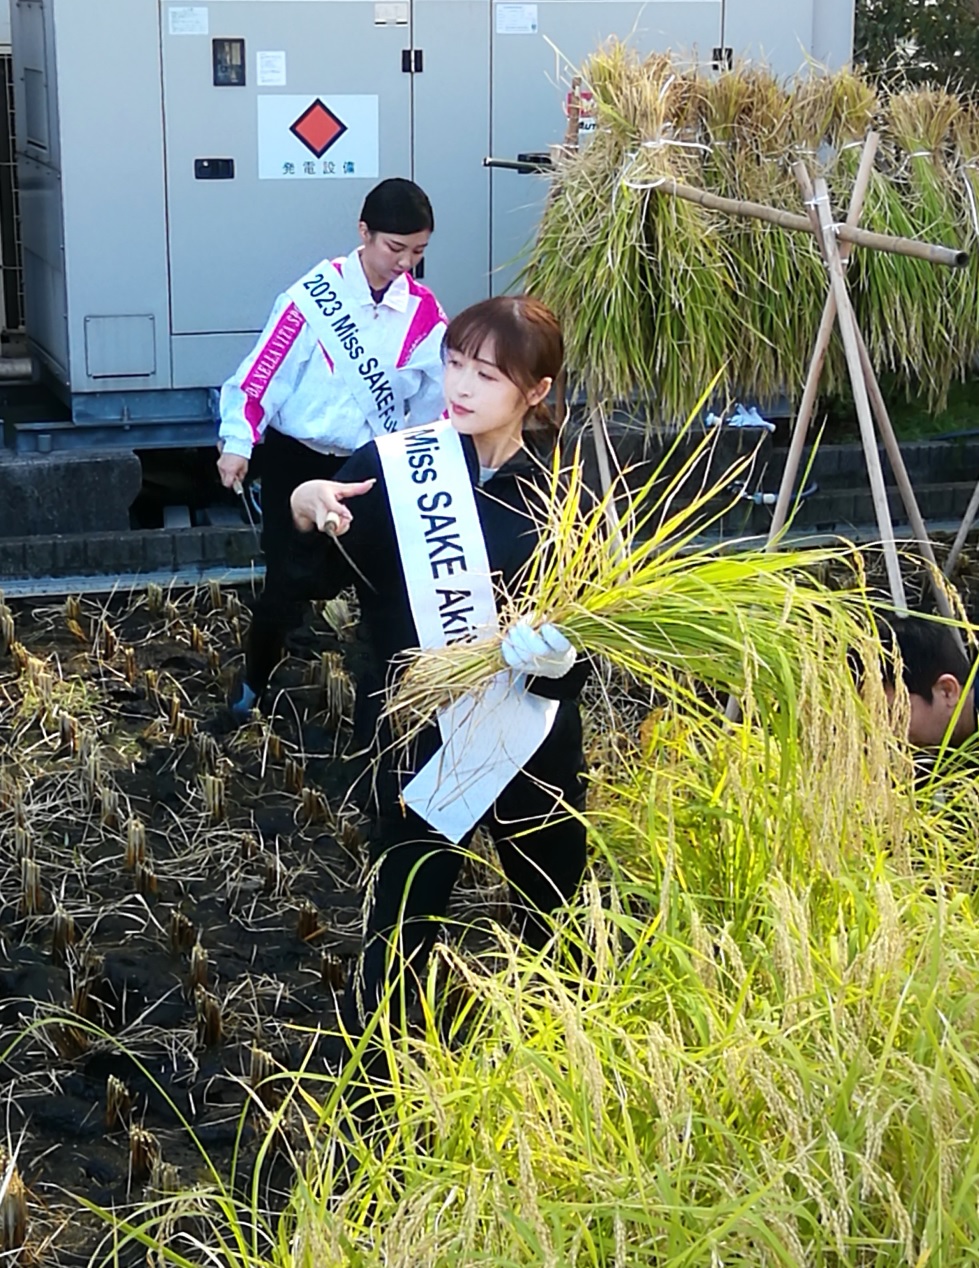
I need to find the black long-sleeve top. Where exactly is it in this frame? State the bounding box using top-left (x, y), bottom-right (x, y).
top-left (285, 430), bottom-right (587, 772)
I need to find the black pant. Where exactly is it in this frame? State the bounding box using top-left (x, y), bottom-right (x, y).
top-left (340, 703), bottom-right (587, 1037)
top-left (245, 429), bottom-right (346, 691)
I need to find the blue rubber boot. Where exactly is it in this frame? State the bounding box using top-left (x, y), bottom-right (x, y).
top-left (227, 678), bottom-right (259, 726)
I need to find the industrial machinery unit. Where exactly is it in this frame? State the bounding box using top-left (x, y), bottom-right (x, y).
top-left (11, 0), bottom-right (854, 452)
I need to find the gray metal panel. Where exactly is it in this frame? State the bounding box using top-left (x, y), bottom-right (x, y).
top-left (18, 151), bottom-right (67, 377)
top-left (413, 0), bottom-right (490, 317)
top-left (171, 330), bottom-right (258, 389)
top-left (489, 1), bottom-right (722, 297)
top-left (49, 0), bottom-right (172, 391)
top-left (811, 0), bottom-right (854, 69)
top-left (722, 0), bottom-right (817, 74)
top-left (12, 0), bottom-right (57, 166)
top-left (161, 0), bottom-right (412, 339)
top-left (85, 315), bottom-right (157, 378)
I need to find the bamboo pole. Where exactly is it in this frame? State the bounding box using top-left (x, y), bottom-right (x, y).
top-left (945, 475), bottom-right (979, 578)
top-left (793, 165), bottom-right (958, 634)
top-left (854, 328), bottom-right (963, 634)
top-left (810, 175), bottom-right (907, 611)
top-left (649, 177), bottom-right (968, 269)
top-left (766, 136), bottom-right (879, 544)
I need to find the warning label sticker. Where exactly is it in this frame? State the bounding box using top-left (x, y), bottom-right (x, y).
top-left (257, 95), bottom-right (379, 181)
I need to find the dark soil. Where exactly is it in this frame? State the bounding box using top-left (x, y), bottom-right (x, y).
top-left (0, 584), bottom-right (508, 1265)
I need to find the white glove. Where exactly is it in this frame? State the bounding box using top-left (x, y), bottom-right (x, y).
top-left (501, 621), bottom-right (577, 680)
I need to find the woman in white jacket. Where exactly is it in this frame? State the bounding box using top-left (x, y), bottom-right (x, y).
top-left (215, 178), bottom-right (446, 724)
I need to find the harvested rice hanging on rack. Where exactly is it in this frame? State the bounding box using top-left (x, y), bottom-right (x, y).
top-left (953, 107), bottom-right (979, 350)
top-left (522, 44), bottom-right (661, 408)
top-left (621, 54), bottom-right (738, 424)
top-left (701, 66), bottom-right (820, 408)
top-left (873, 87), bottom-right (967, 410)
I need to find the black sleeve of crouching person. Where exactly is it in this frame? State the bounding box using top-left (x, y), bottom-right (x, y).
top-left (280, 442), bottom-right (387, 601)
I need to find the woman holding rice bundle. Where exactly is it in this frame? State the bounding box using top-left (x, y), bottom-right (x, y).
top-left (289, 295), bottom-right (588, 1036)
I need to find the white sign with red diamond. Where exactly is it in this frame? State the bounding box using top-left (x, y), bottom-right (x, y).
top-left (257, 94), bottom-right (379, 181)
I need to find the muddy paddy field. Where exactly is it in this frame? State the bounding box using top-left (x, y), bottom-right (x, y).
top-left (2, 542), bottom-right (978, 1264)
top-left (0, 581), bottom-right (519, 1265)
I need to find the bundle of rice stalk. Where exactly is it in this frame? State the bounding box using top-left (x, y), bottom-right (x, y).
top-left (870, 86), bottom-right (970, 409)
top-left (525, 43), bottom-right (736, 422)
top-left (703, 66), bottom-right (826, 407)
top-left (385, 429), bottom-right (870, 741)
top-left (952, 106), bottom-right (979, 370)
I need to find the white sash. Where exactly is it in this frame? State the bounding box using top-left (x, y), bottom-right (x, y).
top-left (288, 259), bottom-right (404, 436)
top-left (375, 419), bottom-right (558, 843)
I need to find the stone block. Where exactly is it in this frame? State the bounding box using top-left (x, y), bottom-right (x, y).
top-left (0, 539), bottom-right (26, 580)
top-left (140, 531), bottom-right (176, 574)
top-left (22, 537), bottom-right (56, 579)
top-left (52, 535), bottom-right (91, 576)
top-left (174, 528), bottom-right (207, 567)
top-left (85, 531), bottom-right (144, 577)
top-left (0, 450), bottom-right (141, 538)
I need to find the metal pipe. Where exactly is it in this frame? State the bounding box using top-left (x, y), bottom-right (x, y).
top-left (0, 357), bottom-right (35, 380)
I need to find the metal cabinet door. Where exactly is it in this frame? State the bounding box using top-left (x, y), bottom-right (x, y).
top-left (721, 0), bottom-right (818, 74)
top-left (412, 0), bottom-right (491, 318)
top-left (490, 0), bottom-right (722, 296)
top-left (161, 0), bottom-right (412, 339)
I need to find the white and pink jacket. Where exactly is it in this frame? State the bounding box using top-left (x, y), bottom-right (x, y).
top-left (219, 249), bottom-right (447, 461)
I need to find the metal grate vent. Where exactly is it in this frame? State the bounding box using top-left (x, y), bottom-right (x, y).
top-left (0, 52), bottom-right (24, 334)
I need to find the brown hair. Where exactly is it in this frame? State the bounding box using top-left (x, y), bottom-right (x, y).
top-left (443, 295), bottom-right (563, 433)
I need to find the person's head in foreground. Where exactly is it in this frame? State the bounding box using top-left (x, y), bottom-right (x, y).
top-left (357, 177), bottom-right (435, 290)
top-left (441, 295), bottom-right (562, 466)
top-left (881, 614), bottom-right (976, 747)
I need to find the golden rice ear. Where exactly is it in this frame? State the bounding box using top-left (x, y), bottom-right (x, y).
top-left (207, 579), bottom-right (223, 612)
